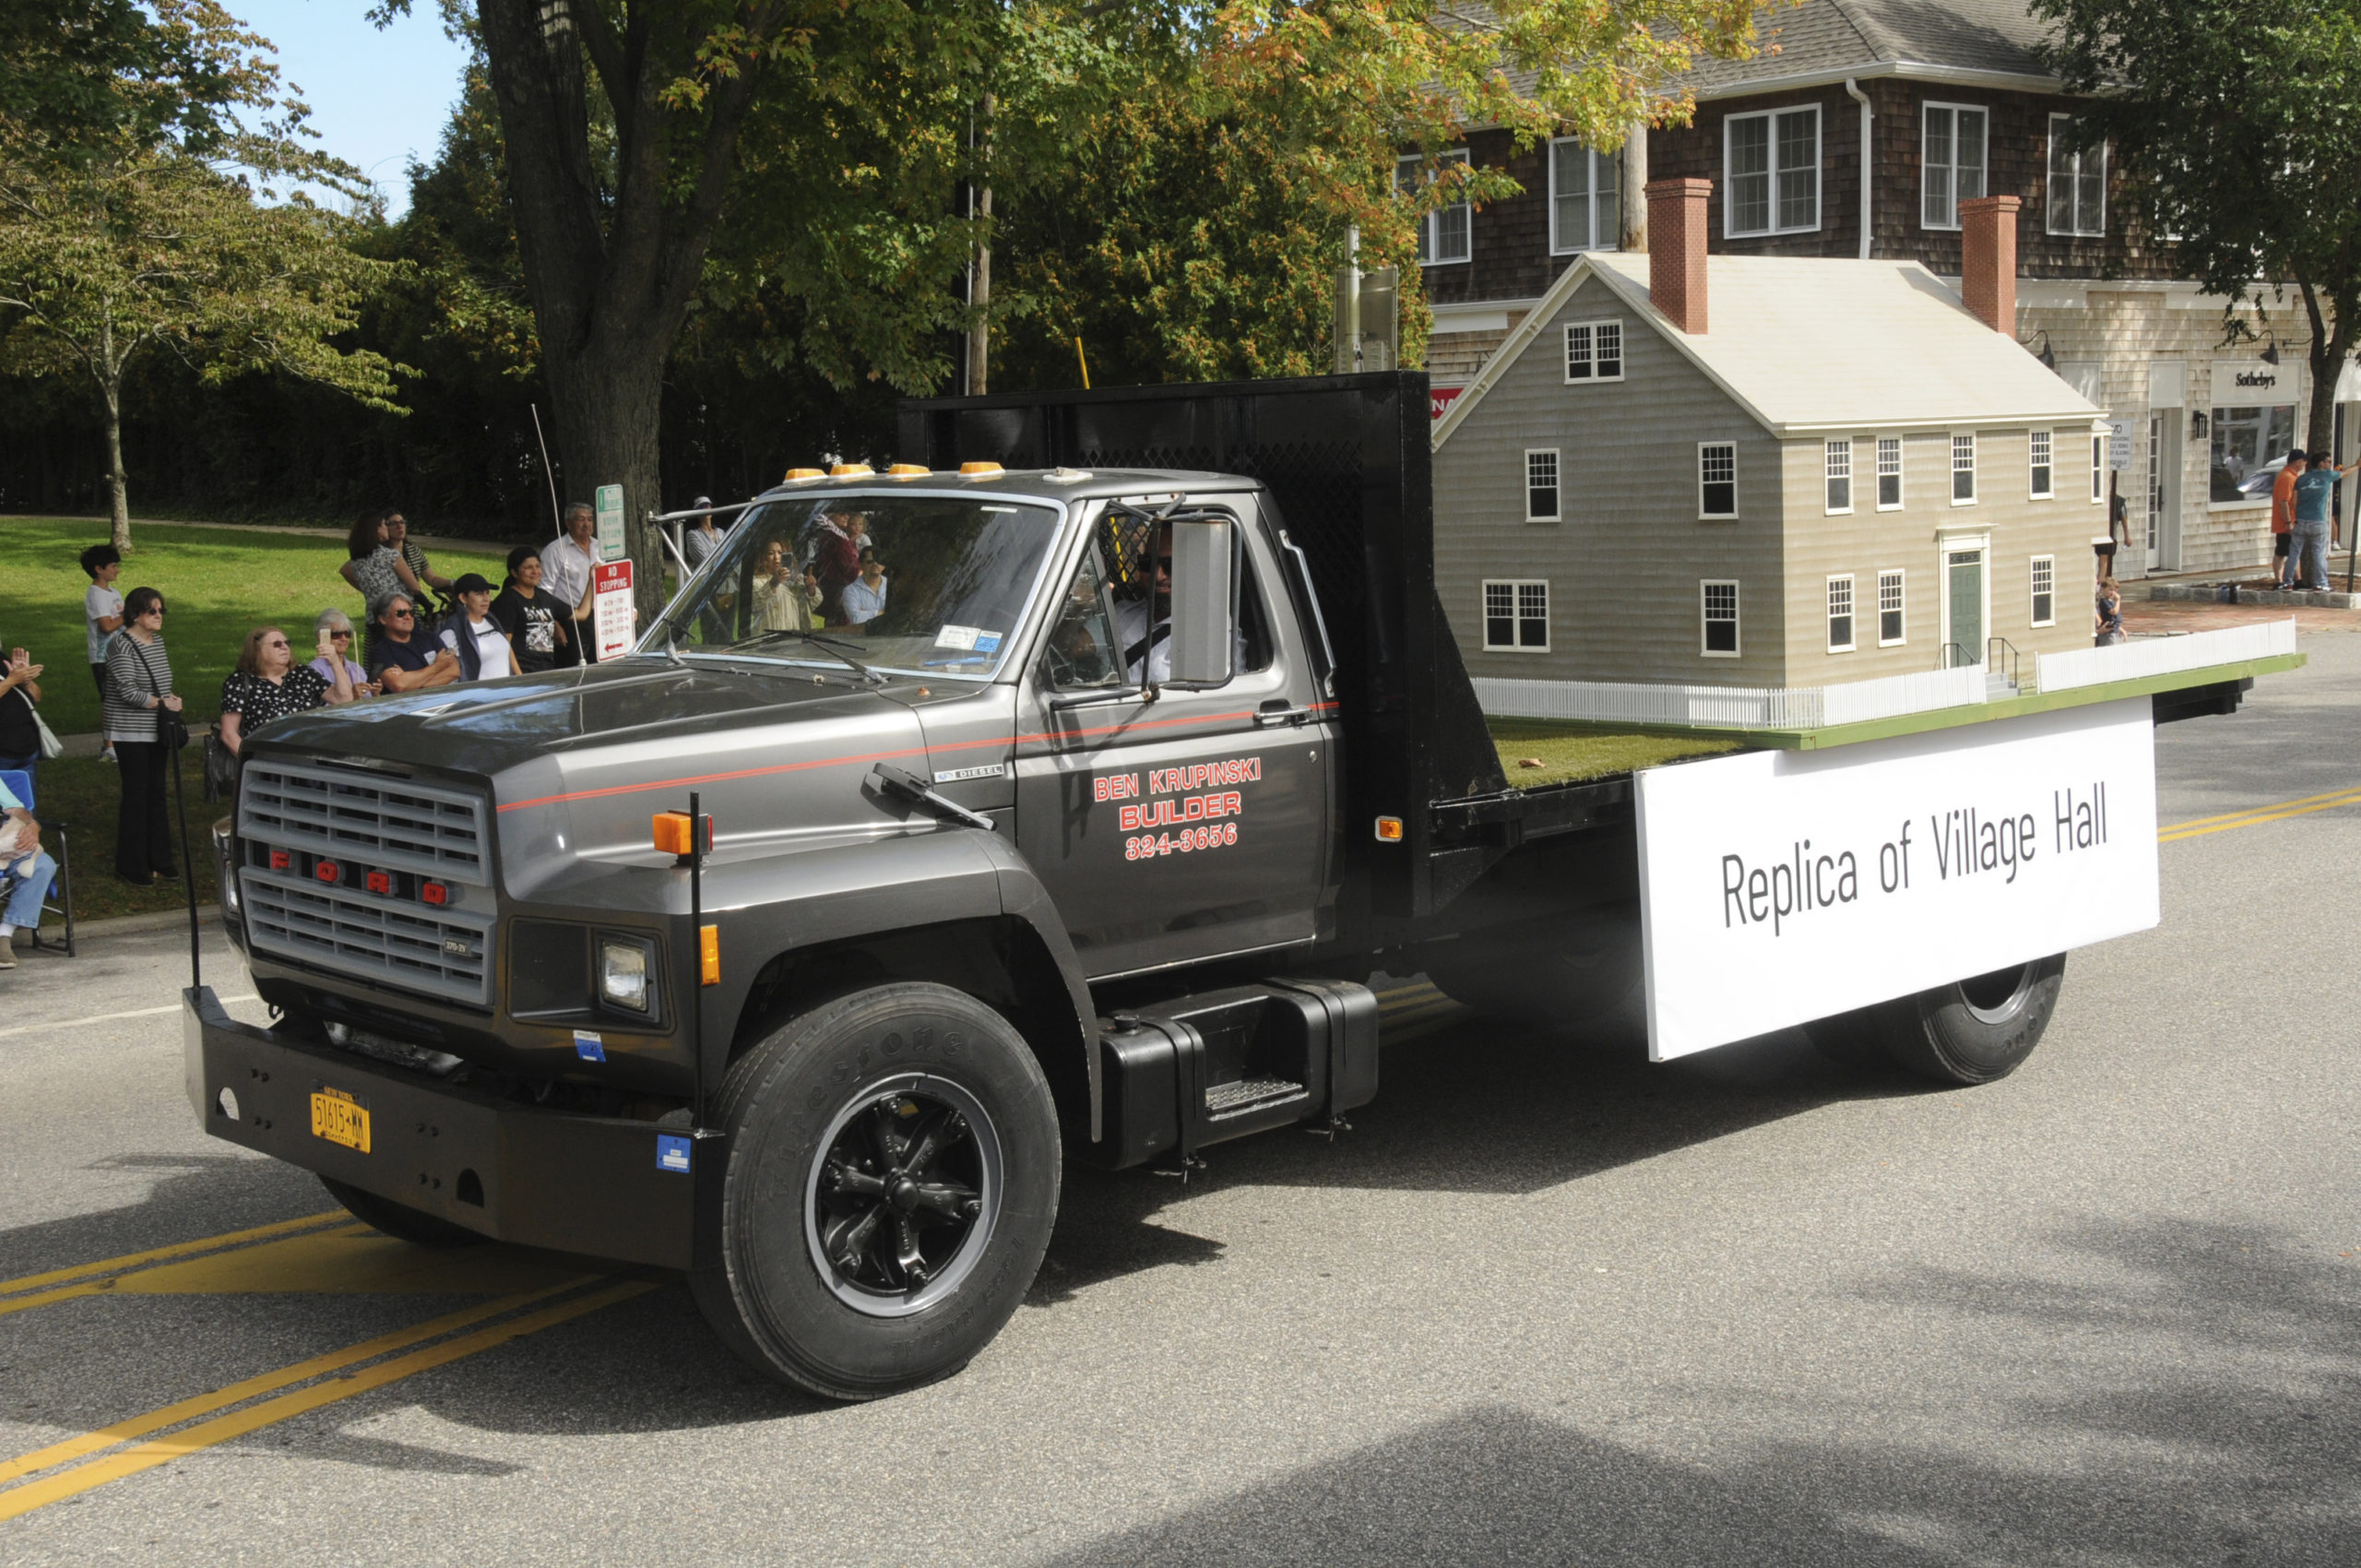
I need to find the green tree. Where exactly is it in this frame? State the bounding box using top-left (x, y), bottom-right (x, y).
top-left (2036, 0), bottom-right (2361, 457)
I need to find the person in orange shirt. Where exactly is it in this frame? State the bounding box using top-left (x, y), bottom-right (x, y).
top-left (2272, 448), bottom-right (2305, 588)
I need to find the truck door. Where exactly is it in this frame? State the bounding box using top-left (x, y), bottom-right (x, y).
top-left (1014, 500), bottom-right (1335, 978)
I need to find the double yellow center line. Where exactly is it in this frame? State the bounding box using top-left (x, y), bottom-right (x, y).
top-left (0, 1217), bottom-right (651, 1521)
top-left (2159, 783), bottom-right (2361, 843)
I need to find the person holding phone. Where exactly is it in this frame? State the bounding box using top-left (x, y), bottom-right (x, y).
top-left (219, 624), bottom-right (350, 756)
top-left (0, 645), bottom-right (45, 786)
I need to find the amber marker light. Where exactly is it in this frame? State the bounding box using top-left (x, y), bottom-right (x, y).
top-left (830, 462), bottom-right (874, 478)
top-left (652, 811), bottom-right (695, 857)
top-left (784, 467), bottom-right (825, 481)
top-left (959, 461), bottom-right (1004, 477)
top-left (885, 464), bottom-right (930, 478)
top-left (700, 924), bottom-right (720, 986)
top-left (1373, 816), bottom-right (1405, 842)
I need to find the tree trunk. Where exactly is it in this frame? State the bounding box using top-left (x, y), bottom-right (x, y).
top-left (967, 184), bottom-right (991, 397)
top-left (542, 334), bottom-right (669, 632)
top-left (1619, 123), bottom-right (1648, 252)
top-left (100, 368), bottom-right (130, 552)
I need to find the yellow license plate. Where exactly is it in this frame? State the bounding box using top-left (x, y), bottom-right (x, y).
top-left (310, 1086), bottom-right (372, 1153)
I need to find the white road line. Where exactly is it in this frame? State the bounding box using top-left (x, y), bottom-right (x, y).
top-left (0, 996), bottom-right (257, 1040)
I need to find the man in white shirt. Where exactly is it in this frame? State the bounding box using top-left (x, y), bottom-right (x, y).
top-left (841, 558), bottom-right (889, 625)
top-left (541, 502), bottom-right (605, 659)
top-left (440, 574), bottom-right (516, 681)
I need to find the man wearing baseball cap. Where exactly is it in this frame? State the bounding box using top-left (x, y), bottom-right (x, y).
top-left (439, 572), bottom-right (517, 681)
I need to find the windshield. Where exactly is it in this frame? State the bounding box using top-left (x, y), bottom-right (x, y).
top-left (647, 492), bottom-right (1065, 679)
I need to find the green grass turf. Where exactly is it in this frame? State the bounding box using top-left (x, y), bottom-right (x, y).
top-left (12, 754), bottom-right (222, 922)
top-left (0, 517), bottom-right (504, 737)
top-left (1490, 719), bottom-right (1746, 787)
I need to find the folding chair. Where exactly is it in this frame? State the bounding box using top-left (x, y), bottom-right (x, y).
top-left (0, 768), bottom-right (74, 957)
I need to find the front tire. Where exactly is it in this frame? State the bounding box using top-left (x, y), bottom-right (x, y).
top-left (691, 982), bottom-right (1060, 1400)
top-left (1805, 954), bottom-right (2067, 1085)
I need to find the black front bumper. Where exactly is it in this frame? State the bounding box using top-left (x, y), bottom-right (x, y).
top-left (184, 987), bottom-right (715, 1269)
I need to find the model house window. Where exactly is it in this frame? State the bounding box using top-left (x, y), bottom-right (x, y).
top-left (2047, 114), bottom-right (2106, 237)
top-left (1399, 150), bottom-right (1472, 265)
top-left (1878, 569), bottom-right (1906, 645)
top-left (2209, 404), bottom-right (2296, 503)
top-left (2031, 556), bottom-right (2056, 627)
top-left (1726, 107), bottom-right (1819, 236)
top-left (1483, 579), bottom-right (1549, 651)
top-left (1952, 434), bottom-right (1976, 503)
top-left (1922, 104), bottom-right (1987, 229)
top-left (2029, 430), bottom-right (2054, 499)
top-left (1826, 575), bottom-right (1856, 653)
top-left (1550, 137), bottom-right (1619, 254)
top-left (1876, 436), bottom-right (1903, 509)
top-left (1563, 320), bottom-right (1623, 382)
top-left (1824, 439), bottom-right (1853, 513)
top-left (2091, 433), bottom-right (2106, 502)
top-left (1701, 580), bottom-right (1740, 656)
top-left (1525, 449), bottom-right (1560, 521)
top-left (1699, 442), bottom-right (1738, 518)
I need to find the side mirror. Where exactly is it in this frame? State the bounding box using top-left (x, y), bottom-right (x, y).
top-left (1167, 517), bottom-right (1234, 686)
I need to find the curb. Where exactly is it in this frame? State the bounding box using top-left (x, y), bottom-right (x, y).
top-left (2148, 582), bottom-right (2361, 610)
top-left (14, 907), bottom-right (222, 946)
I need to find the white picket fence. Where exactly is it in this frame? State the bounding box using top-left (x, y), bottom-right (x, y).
top-left (2035, 619), bottom-right (2298, 693)
top-left (1474, 663), bottom-right (1985, 731)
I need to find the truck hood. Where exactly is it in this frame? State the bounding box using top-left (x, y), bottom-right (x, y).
top-left (249, 659), bottom-right (955, 903)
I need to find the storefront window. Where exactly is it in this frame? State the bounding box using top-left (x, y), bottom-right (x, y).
top-left (2209, 404), bottom-right (2296, 503)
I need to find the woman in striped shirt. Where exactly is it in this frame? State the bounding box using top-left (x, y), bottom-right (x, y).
top-left (103, 587), bottom-right (184, 885)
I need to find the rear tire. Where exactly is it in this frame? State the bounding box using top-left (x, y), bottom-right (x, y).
top-left (691, 981), bottom-right (1060, 1400)
top-left (320, 1176), bottom-right (488, 1248)
top-left (1804, 953), bottom-right (2068, 1086)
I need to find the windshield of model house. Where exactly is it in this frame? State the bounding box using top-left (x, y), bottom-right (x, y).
top-left (648, 492), bottom-right (1066, 680)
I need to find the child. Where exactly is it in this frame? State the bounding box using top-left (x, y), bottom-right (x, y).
top-left (79, 544), bottom-right (124, 762)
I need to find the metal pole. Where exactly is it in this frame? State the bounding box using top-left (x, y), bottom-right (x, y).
top-left (169, 740), bottom-right (199, 990)
top-left (529, 404), bottom-right (563, 534)
top-left (689, 790), bottom-right (706, 1131)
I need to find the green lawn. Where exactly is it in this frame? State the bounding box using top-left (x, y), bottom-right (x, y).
top-left (1490, 719), bottom-right (1745, 787)
top-left (1, 517), bottom-right (505, 737)
top-left (15, 754), bottom-right (222, 922)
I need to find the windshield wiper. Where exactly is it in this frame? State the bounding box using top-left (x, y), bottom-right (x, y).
top-left (724, 628), bottom-right (884, 684)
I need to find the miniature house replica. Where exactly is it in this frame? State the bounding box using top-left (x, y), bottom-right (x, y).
top-left (1432, 178), bottom-right (2108, 726)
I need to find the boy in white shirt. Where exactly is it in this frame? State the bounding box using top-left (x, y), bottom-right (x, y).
top-left (79, 544), bottom-right (125, 762)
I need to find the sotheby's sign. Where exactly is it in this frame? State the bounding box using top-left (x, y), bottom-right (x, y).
top-left (1634, 699), bottom-right (2159, 1060)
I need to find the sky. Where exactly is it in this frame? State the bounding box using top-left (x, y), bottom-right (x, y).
top-left (230, 1), bottom-right (473, 218)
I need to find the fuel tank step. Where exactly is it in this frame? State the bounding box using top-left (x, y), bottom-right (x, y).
top-left (1086, 979), bottom-right (1378, 1170)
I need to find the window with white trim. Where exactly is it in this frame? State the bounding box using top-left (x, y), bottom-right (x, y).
top-left (1922, 103), bottom-right (1988, 230)
top-left (2090, 433), bottom-right (2106, 502)
top-left (1482, 579), bottom-right (1549, 651)
top-left (1398, 150), bottom-right (1472, 264)
top-left (1563, 319), bottom-right (1623, 382)
top-left (1824, 438), bottom-right (1853, 514)
top-left (1726, 107), bottom-right (1820, 236)
top-left (2031, 555), bottom-right (2056, 627)
top-left (1876, 436), bottom-right (1903, 509)
top-left (1952, 434), bottom-right (1976, 504)
top-left (1549, 137), bottom-right (1619, 254)
top-left (1699, 442), bottom-right (1738, 518)
top-left (2047, 114), bottom-right (2106, 237)
top-left (1525, 449), bottom-right (1560, 521)
top-left (1877, 568), bottom-right (1905, 646)
top-left (2029, 429), bottom-right (2054, 499)
top-left (1826, 574), bottom-right (1856, 653)
top-left (1701, 580), bottom-right (1740, 656)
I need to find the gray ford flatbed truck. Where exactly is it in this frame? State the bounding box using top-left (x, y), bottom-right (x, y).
top-left (184, 371), bottom-right (2269, 1398)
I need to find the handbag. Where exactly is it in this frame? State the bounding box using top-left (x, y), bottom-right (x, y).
top-left (32, 705), bottom-right (62, 760)
top-left (203, 723), bottom-right (238, 802)
top-left (125, 637), bottom-right (188, 752)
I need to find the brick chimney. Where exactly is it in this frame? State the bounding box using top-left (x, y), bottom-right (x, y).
top-left (1959, 195), bottom-right (2020, 333)
top-left (1644, 178), bottom-right (1712, 334)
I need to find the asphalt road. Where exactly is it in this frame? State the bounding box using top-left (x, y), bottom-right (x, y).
top-left (3, 634), bottom-right (2357, 1565)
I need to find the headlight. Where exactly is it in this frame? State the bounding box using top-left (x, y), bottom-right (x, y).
top-left (598, 936), bottom-right (652, 1013)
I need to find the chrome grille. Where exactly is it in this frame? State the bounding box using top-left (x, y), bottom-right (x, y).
top-left (240, 761), bottom-right (486, 881)
top-left (242, 871), bottom-right (492, 1007)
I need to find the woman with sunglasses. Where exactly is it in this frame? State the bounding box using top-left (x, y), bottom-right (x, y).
top-left (219, 624), bottom-right (355, 758)
top-left (101, 587), bottom-right (183, 885)
top-left (307, 608), bottom-right (376, 696)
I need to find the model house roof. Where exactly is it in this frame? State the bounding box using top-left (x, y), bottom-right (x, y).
top-left (1430, 250), bottom-right (2106, 446)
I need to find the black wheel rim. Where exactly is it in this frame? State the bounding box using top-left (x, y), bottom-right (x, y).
top-left (803, 1072), bottom-right (1002, 1319)
top-left (1959, 961), bottom-right (2039, 1022)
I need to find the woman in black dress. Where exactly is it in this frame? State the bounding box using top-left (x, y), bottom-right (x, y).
top-left (102, 587), bottom-right (183, 885)
top-left (219, 624), bottom-right (353, 756)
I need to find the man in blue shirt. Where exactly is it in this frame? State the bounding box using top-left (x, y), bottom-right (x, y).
top-left (2290, 450), bottom-right (2350, 592)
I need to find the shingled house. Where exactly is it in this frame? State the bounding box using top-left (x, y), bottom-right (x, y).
top-left (1413, 0), bottom-right (2339, 579)
top-left (1431, 179), bottom-right (2106, 695)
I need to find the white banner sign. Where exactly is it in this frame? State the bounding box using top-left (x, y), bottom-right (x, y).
top-left (1635, 699), bottom-right (2160, 1060)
